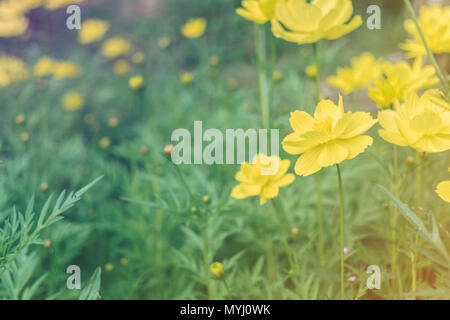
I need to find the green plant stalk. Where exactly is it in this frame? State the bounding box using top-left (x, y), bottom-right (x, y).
top-left (254, 23), bottom-right (270, 129)
top-left (336, 164), bottom-right (345, 300)
top-left (391, 146), bottom-right (399, 284)
top-left (270, 199), bottom-right (296, 273)
top-left (269, 34), bottom-right (277, 113)
top-left (173, 163), bottom-right (194, 202)
top-left (312, 42), bottom-right (321, 102)
top-left (202, 221), bottom-right (212, 299)
top-left (403, 0), bottom-right (450, 100)
top-left (411, 151), bottom-right (425, 298)
top-left (312, 42), bottom-right (325, 266)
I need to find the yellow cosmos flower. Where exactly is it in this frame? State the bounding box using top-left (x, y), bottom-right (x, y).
top-left (99, 137), bottom-right (111, 149)
top-left (52, 61), bottom-right (81, 79)
top-left (34, 56), bottom-right (54, 77)
top-left (78, 19), bottom-right (109, 44)
top-left (45, 0), bottom-right (83, 10)
top-left (400, 4), bottom-right (450, 58)
top-left (0, 55), bottom-right (29, 87)
top-left (436, 168), bottom-right (450, 203)
top-left (113, 60), bottom-right (130, 75)
top-left (129, 75), bottom-right (144, 91)
top-left (327, 52), bottom-right (384, 94)
top-left (378, 89), bottom-right (450, 153)
top-left (305, 64), bottom-right (318, 78)
top-left (63, 91), bottom-right (84, 111)
top-left (181, 18), bottom-right (207, 39)
top-left (210, 262), bottom-right (225, 279)
top-left (368, 58), bottom-right (438, 108)
top-left (231, 154), bottom-right (295, 205)
top-left (0, 15), bottom-right (28, 38)
top-left (271, 0), bottom-right (362, 45)
top-left (236, 0), bottom-right (280, 24)
top-left (102, 37), bottom-right (131, 59)
top-left (283, 96), bottom-right (377, 176)
top-left (180, 72), bottom-right (194, 85)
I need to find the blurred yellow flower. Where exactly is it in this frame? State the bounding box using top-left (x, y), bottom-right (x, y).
top-left (181, 18), bottom-right (207, 39)
top-left (283, 96), bottom-right (377, 176)
top-left (63, 91), bottom-right (84, 111)
top-left (436, 168), bottom-right (450, 203)
top-left (78, 19), bottom-right (109, 44)
top-left (108, 117), bottom-right (119, 127)
top-left (0, 54), bottom-right (29, 87)
top-left (52, 61), bottom-right (82, 79)
top-left (231, 154), bottom-right (295, 205)
top-left (305, 64), bottom-right (318, 78)
top-left (378, 89), bottom-right (450, 153)
top-left (400, 4), bottom-right (450, 58)
top-left (327, 52), bottom-right (384, 94)
top-left (158, 36), bottom-right (171, 49)
top-left (272, 70), bottom-right (283, 82)
top-left (113, 60), bottom-right (130, 75)
top-left (129, 75), bottom-right (144, 91)
top-left (45, 0), bottom-right (83, 10)
top-left (368, 58), bottom-right (438, 108)
top-left (0, 15), bottom-right (28, 37)
top-left (210, 262), bottom-right (225, 279)
top-left (236, 0), bottom-right (280, 24)
top-left (132, 52), bottom-right (145, 64)
top-left (34, 56), bottom-right (54, 77)
top-left (272, 0), bottom-right (362, 45)
top-left (99, 137), bottom-right (111, 149)
top-left (102, 37), bottom-right (131, 59)
top-left (180, 72), bottom-right (194, 85)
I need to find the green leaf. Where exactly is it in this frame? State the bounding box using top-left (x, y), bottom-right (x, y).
top-left (79, 267), bottom-right (102, 300)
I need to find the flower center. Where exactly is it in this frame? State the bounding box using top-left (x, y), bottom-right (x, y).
top-left (313, 117), bottom-right (333, 133)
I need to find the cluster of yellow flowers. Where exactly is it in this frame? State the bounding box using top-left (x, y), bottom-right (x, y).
top-left (237, 0), bottom-right (362, 45)
top-left (400, 4), bottom-right (450, 58)
top-left (0, 0), bottom-right (84, 38)
top-left (368, 58), bottom-right (438, 108)
top-left (0, 54), bottom-right (29, 87)
top-left (327, 52), bottom-right (384, 94)
top-left (34, 56), bottom-right (82, 79)
top-left (378, 89), bottom-right (450, 153)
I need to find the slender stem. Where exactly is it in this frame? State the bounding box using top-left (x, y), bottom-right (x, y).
top-left (391, 146), bottom-right (399, 283)
top-left (411, 151), bottom-right (425, 299)
top-left (270, 199), bottom-right (296, 273)
top-left (312, 42), bottom-right (321, 103)
top-left (403, 0), bottom-right (450, 99)
top-left (317, 173), bottom-right (325, 266)
top-left (313, 42), bottom-right (325, 267)
top-left (173, 164), bottom-right (194, 201)
top-left (336, 164), bottom-right (345, 300)
top-left (201, 221), bottom-right (212, 299)
top-left (269, 34), bottom-right (277, 114)
top-left (254, 23), bottom-right (270, 129)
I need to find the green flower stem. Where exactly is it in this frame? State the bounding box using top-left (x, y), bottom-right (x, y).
top-left (403, 0), bottom-right (450, 99)
top-left (269, 34), bottom-right (277, 112)
top-left (336, 164), bottom-right (345, 300)
top-left (270, 199), bottom-right (297, 273)
top-left (312, 42), bottom-right (321, 102)
top-left (391, 146), bottom-right (399, 284)
top-left (313, 42), bottom-right (325, 266)
top-left (173, 163), bottom-right (194, 202)
top-left (254, 23), bottom-right (270, 129)
top-left (201, 221), bottom-right (212, 299)
top-left (411, 151), bottom-right (425, 299)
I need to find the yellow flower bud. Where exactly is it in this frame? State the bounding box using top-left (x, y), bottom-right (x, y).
top-left (105, 263), bottom-right (114, 272)
top-left (210, 262), bottom-right (225, 279)
top-left (40, 182), bottom-right (49, 192)
top-left (291, 227), bottom-right (299, 239)
top-left (16, 114), bottom-right (25, 125)
top-left (129, 75), bottom-right (144, 91)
